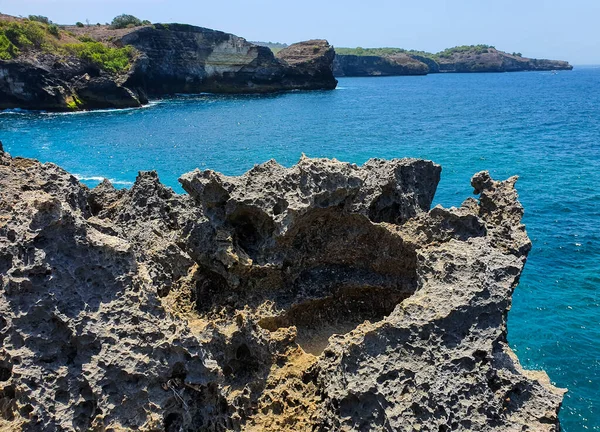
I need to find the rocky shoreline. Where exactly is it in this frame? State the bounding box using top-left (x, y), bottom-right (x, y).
top-left (0, 146), bottom-right (565, 431)
top-left (334, 47), bottom-right (573, 77)
top-left (0, 14), bottom-right (577, 112)
top-left (0, 15), bottom-right (337, 112)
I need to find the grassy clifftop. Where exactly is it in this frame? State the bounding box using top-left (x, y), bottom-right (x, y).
top-left (0, 15), bottom-right (135, 74)
top-left (334, 44), bottom-right (572, 74)
top-left (335, 47), bottom-right (433, 58)
top-left (335, 44), bottom-right (497, 60)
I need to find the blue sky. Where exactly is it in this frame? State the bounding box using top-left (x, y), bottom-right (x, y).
top-left (1, 0), bottom-right (598, 64)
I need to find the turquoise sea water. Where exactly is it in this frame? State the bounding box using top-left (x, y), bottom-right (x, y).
top-left (1, 68), bottom-right (599, 430)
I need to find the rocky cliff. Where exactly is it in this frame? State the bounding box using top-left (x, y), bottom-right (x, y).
top-left (333, 53), bottom-right (428, 77)
top-left (436, 47), bottom-right (573, 73)
top-left (334, 46), bottom-right (572, 77)
top-left (0, 145), bottom-right (565, 431)
top-left (0, 15), bottom-right (146, 111)
top-left (275, 40), bottom-right (338, 90)
top-left (120, 26), bottom-right (337, 95)
top-left (0, 15), bottom-right (336, 111)
top-left (0, 56), bottom-right (147, 111)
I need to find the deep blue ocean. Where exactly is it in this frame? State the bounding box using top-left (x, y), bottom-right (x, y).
top-left (1, 68), bottom-right (599, 430)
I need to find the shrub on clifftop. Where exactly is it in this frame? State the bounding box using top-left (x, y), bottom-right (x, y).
top-left (28, 15), bottom-right (51, 24)
top-left (0, 17), bottom-right (135, 74)
top-left (64, 41), bottom-right (135, 74)
top-left (0, 34), bottom-right (17, 59)
top-left (0, 20), bottom-right (49, 59)
top-left (110, 14), bottom-right (144, 29)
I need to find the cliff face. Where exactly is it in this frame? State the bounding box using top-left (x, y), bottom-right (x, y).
top-left (0, 16), bottom-right (337, 111)
top-left (436, 48), bottom-right (573, 73)
top-left (333, 48), bottom-right (572, 77)
top-left (333, 54), bottom-right (428, 77)
top-left (121, 26), bottom-right (337, 95)
top-left (275, 40), bottom-right (338, 90)
top-left (0, 146), bottom-right (565, 431)
top-left (0, 53), bottom-right (146, 111)
top-left (0, 15), bottom-right (148, 111)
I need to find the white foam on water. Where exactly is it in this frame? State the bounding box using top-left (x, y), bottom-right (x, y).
top-left (0, 108), bottom-right (33, 115)
top-left (74, 174), bottom-right (133, 186)
top-left (1, 101), bottom-right (163, 117)
top-left (44, 101), bottom-right (164, 116)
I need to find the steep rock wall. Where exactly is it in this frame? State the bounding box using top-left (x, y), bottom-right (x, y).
top-left (333, 54), bottom-right (429, 77)
top-left (0, 16), bottom-right (337, 112)
top-left (0, 55), bottom-right (146, 111)
top-left (333, 49), bottom-right (573, 77)
top-left (434, 48), bottom-right (573, 73)
top-left (121, 26), bottom-right (337, 95)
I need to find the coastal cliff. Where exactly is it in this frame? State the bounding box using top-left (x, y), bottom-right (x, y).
top-left (120, 27), bottom-right (337, 95)
top-left (275, 40), bottom-right (338, 90)
top-left (436, 47), bottom-right (573, 73)
top-left (0, 146), bottom-right (565, 431)
top-left (333, 54), bottom-right (428, 77)
top-left (0, 15), bottom-right (336, 111)
top-left (0, 15), bottom-right (146, 111)
top-left (334, 45), bottom-right (573, 77)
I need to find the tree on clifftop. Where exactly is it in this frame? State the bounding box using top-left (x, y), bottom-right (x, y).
top-left (110, 14), bottom-right (143, 29)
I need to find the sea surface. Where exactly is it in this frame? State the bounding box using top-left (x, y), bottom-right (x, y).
top-left (1, 68), bottom-right (599, 431)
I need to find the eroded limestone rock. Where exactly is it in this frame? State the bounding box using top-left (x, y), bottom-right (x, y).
top-left (0, 149), bottom-right (565, 431)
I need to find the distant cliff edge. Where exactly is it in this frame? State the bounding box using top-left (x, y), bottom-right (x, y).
top-left (334, 45), bottom-right (573, 77)
top-left (0, 15), bottom-right (337, 111)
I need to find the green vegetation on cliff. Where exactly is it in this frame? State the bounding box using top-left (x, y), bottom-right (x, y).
top-left (0, 17), bottom-right (135, 73)
top-left (436, 44), bottom-right (494, 58)
top-left (0, 19), bottom-right (54, 59)
top-left (335, 47), bottom-right (433, 57)
top-left (65, 41), bottom-right (135, 74)
top-left (110, 14), bottom-right (151, 29)
top-left (336, 45), bottom-right (496, 60)
top-left (27, 15), bottom-right (51, 25)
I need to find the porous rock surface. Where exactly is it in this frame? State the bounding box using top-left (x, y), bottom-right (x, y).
top-left (0, 148), bottom-right (565, 431)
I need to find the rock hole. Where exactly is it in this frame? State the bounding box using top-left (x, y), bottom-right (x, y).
top-left (72, 400), bottom-right (95, 431)
top-left (55, 389), bottom-right (70, 404)
top-left (170, 362), bottom-right (187, 381)
top-left (0, 385), bottom-right (15, 421)
top-left (88, 200), bottom-right (102, 217)
top-left (19, 404), bottom-right (33, 417)
top-left (367, 184), bottom-right (408, 224)
top-left (0, 365), bottom-right (11, 382)
top-left (228, 207), bottom-right (275, 261)
top-left (272, 199), bottom-right (288, 216)
top-left (0, 253), bottom-right (12, 275)
top-left (164, 412), bottom-right (183, 432)
top-left (235, 344), bottom-right (251, 360)
top-left (193, 270), bottom-right (229, 314)
top-left (222, 343), bottom-right (260, 381)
